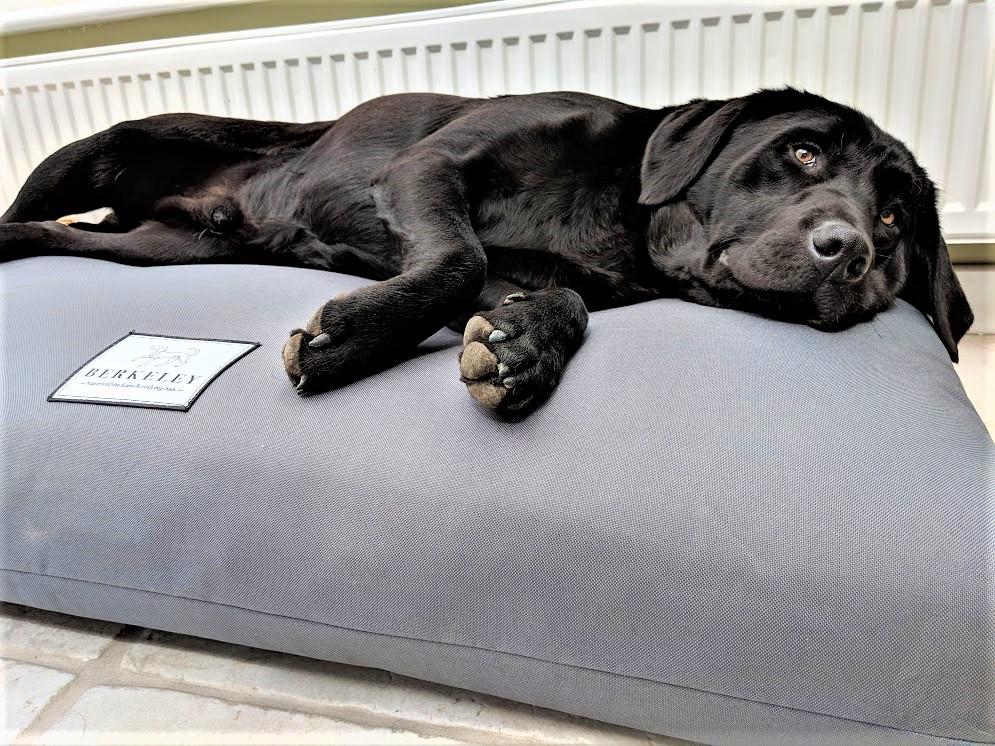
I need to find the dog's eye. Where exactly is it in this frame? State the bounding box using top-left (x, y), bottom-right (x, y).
top-left (793, 147), bottom-right (817, 166)
top-left (880, 209), bottom-right (897, 226)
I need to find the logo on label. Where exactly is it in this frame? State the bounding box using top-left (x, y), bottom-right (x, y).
top-left (131, 344), bottom-right (202, 368)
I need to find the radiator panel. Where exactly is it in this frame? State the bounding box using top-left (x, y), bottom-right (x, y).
top-left (1, 0), bottom-right (991, 242)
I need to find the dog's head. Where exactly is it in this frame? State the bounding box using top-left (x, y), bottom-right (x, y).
top-left (640, 88), bottom-right (973, 360)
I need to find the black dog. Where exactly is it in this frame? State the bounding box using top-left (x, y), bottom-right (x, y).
top-left (0, 88), bottom-right (973, 417)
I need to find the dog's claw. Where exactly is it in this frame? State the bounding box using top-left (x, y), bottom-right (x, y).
top-left (309, 332), bottom-right (332, 348)
top-left (296, 374), bottom-right (311, 395)
top-left (497, 363), bottom-right (510, 376)
top-left (488, 329), bottom-right (508, 343)
top-left (502, 376), bottom-right (516, 388)
top-left (502, 292), bottom-right (527, 305)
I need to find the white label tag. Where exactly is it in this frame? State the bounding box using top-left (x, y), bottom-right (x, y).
top-left (50, 333), bottom-right (259, 411)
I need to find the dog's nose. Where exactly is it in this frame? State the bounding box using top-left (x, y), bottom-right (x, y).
top-left (809, 222), bottom-right (873, 283)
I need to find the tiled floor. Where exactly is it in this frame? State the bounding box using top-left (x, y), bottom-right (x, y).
top-left (1, 604), bottom-right (684, 745)
top-left (3, 335), bottom-right (990, 745)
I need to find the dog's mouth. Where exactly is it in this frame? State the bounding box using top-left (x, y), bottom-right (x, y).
top-left (700, 238), bottom-right (740, 281)
top-left (704, 242), bottom-right (879, 330)
top-left (706, 242), bottom-right (751, 290)
top-left (712, 238), bottom-right (837, 294)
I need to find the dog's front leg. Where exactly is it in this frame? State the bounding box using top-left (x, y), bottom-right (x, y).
top-left (283, 149), bottom-right (487, 394)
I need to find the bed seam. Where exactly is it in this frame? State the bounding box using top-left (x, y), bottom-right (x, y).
top-left (0, 565), bottom-right (988, 745)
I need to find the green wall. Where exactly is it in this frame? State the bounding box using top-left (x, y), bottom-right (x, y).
top-left (0, 1), bottom-right (488, 59)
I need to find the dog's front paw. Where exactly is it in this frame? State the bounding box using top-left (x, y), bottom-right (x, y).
top-left (458, 288), bottom-right (588, 418)
top-left (282, 291), bottom-right (365, 396)
top-left (281, 327), bottom-right (313, 394)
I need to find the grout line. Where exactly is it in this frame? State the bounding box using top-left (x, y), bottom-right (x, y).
top-left (12, 624), bottom-right (145, 745)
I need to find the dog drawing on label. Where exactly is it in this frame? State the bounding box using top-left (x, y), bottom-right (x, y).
top-left (131, 345), bottom-right (201, 368)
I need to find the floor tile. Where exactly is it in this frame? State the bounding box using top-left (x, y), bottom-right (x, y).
top-left (1, 658), bottom-right (74, 740)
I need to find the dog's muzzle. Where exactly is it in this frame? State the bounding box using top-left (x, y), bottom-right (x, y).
top-left (808, 221), bottom-right (873, 284)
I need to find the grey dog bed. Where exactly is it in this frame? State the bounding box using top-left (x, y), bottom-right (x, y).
top-left (2, 256), bottom-right (992, 745)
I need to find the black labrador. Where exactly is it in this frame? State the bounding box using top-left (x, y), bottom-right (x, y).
top-left (0, 88), bottom-right (973, 417)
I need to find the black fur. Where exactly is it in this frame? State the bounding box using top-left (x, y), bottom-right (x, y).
top-left (0, 89), bottom-right (973, 416)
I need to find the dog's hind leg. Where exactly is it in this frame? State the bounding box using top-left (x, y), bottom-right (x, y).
top-left (0, 114), bottom-right (330, 227)
top-left (0, 219), bottom-right (242, 266)
top-left (0, 214), bottom-right (400, 280)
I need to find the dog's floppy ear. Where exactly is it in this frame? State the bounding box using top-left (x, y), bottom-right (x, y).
top-left (899, 186), bottom-right (973, 362)
top-left (639, 97), bottom-right (747, 206)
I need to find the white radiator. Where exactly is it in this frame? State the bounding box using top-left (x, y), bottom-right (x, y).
top-left (0, 0), bottom-right (992, 243)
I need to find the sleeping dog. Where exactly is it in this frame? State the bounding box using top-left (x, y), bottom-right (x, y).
top-left (0, 88), bottom-right (973, 417)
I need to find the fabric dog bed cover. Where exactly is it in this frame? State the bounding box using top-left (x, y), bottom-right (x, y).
top-left (2, 257), bottom-right (992, 745)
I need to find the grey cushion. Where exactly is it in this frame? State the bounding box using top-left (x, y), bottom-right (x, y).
top-left (2, 256), bottom-right (992, 745)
